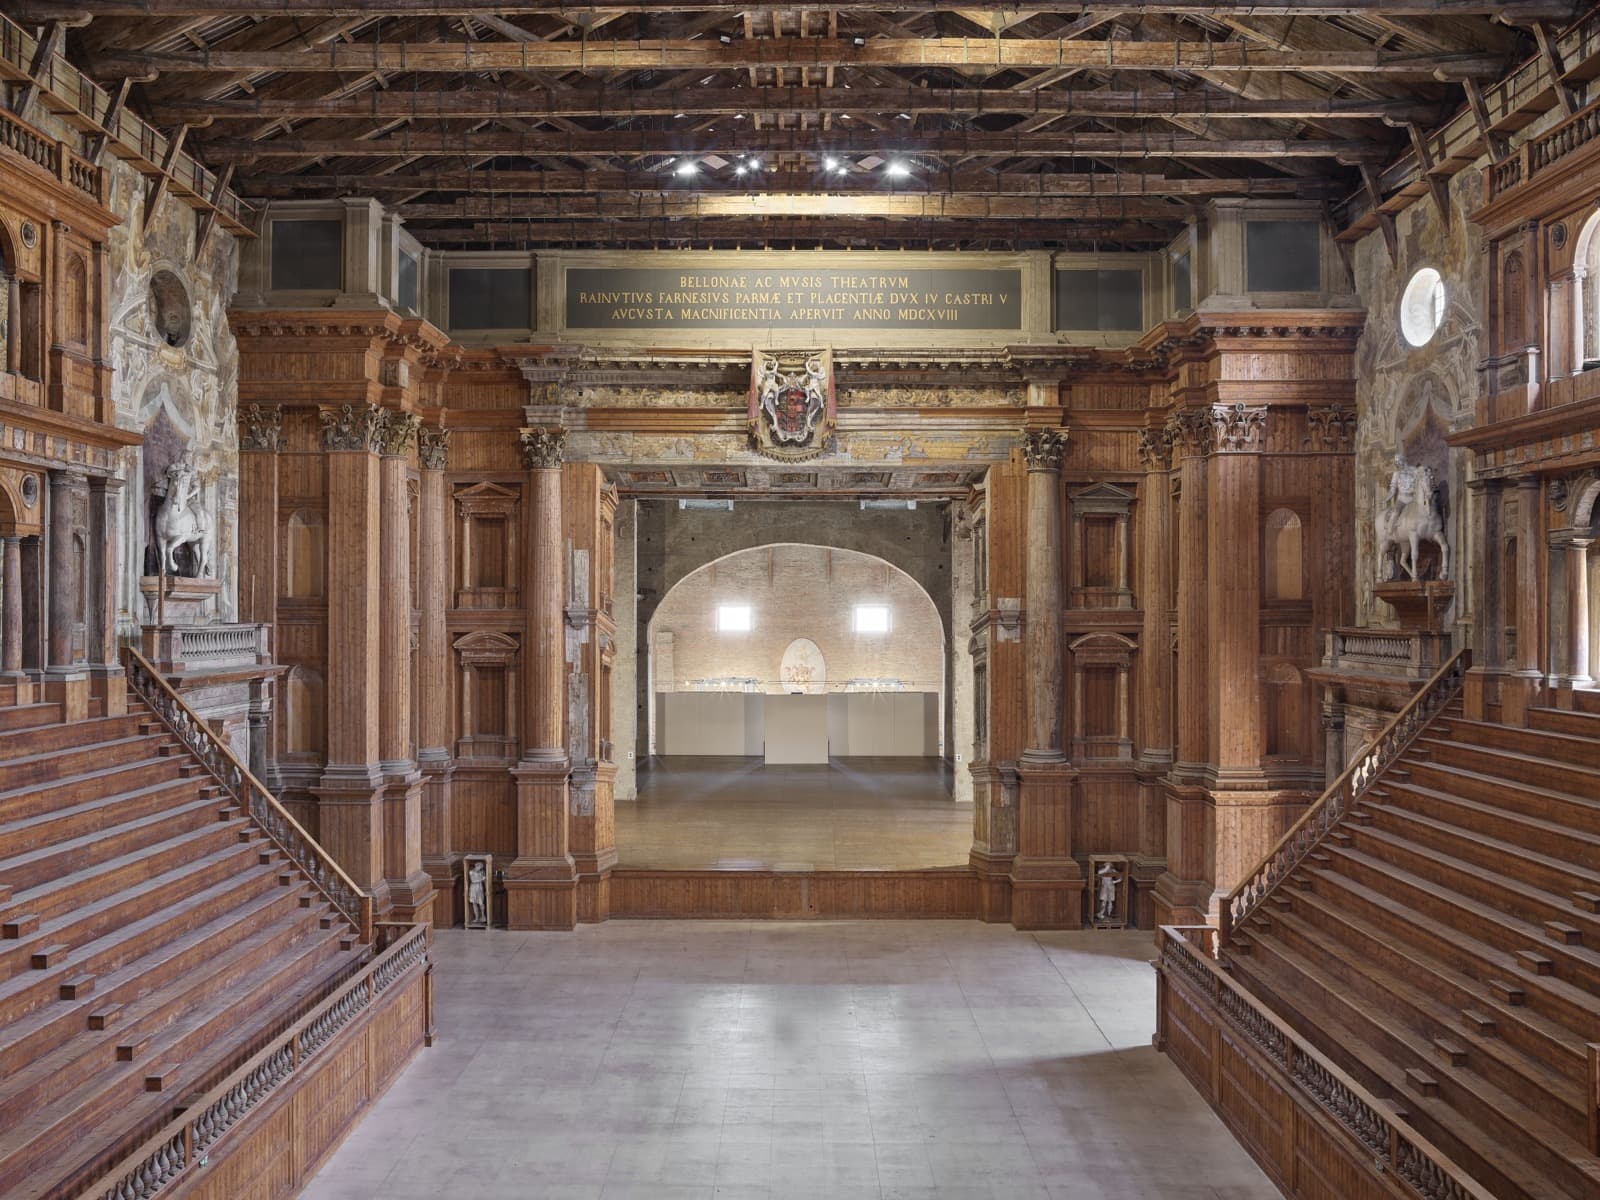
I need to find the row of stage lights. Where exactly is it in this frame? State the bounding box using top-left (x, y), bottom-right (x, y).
top-left (668, 156), bottom-right (914, 179)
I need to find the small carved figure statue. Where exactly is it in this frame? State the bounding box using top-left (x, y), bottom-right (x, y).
top-left (467, 861), bottom-right (488, 927)
top-left (1095, 862), bottom-right (1120, 922)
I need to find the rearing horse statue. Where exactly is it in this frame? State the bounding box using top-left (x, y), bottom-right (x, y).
top-left (1376, 454), bottom-right (1450, 582)
top-left (154, 456), bottom-right (213, 578)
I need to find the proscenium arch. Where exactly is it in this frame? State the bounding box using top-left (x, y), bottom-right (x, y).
top-left (643, 541), bottom-right (950, 762)
top-left (630, 497), bottom-right (956, 764)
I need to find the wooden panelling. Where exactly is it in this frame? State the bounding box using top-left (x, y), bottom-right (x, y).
top-left (611, 868), bottom-right (981, 919)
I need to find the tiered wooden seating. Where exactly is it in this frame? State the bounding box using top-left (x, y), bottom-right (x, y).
top-left (0, 698), bottom-right (367, 1200)
top-left (1226, 700), bottom-right (1600, 1200)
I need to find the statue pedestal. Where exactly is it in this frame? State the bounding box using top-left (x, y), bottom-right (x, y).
top-left (1374, 580), bottom-right (1455, 634)
top-left (140, 575), bottom-right (221, 626)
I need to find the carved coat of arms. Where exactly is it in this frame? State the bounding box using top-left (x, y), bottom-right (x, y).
top-left (749, 349), bottom-right (835, 460)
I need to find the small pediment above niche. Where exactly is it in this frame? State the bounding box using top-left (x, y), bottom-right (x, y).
top-left (453, 480), bottom-right (520, 513)
top-left (452, 630), bottom-right (520, 666)
top-left (1069, 482), bottom-right (1137, 513)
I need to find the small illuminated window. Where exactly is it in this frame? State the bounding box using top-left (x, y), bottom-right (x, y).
top-left (716, 604), bottom-right (752, 632)
top-left (1400, 267), bottom-right (1446, 347)
top-left (854, 604), bottom-right (890, 634)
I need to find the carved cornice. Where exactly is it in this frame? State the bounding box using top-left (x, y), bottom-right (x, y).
top-left (417, 427), bottom-right (451, 471)
top-left (1165, 409), bottom-right (1213, 458)
top-left (377, 411), bottom-right (421, 457)
top-left (319, 403), bottom-right (385, 453)
top-left (1306, 405), bottom-right (1358, 453)
top-left (238, 404), bottom-right (286, 453)
top-left (1210, 403), bottom-right (1268, 453)
top-left (1136, 427), bottom-right (1173, 471)
top-left (520, 425), bottom-right (567, 470)
top-left (1021, 428), bottom-right (1069, 471)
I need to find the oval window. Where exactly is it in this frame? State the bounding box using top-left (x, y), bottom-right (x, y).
top-left (1400, 267), bottom-right (1445, 347)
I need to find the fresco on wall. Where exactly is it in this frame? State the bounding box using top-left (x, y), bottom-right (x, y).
top-left (1352, 168), bottom-right (1484, 625)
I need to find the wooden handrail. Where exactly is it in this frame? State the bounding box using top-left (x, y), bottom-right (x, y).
top-left (1220, 648), bottom-right (1469, 945)
top-left (1158, 926), bottom-right (1500, 1200)
top-left (78, 923), bottom-right (428, 1200)
top-left (122, 646), bottom-right (373, 943)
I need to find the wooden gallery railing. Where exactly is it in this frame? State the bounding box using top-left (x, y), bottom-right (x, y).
top-left (122, 647), bottom-right (373, 943)
top-left (1156, 926), bottom-right (1498, 1200)
top-left (1220, 649), bottom-right (1469, 946)
top-left (85, 923), bottom-right (430, 1200)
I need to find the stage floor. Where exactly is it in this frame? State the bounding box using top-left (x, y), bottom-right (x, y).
top-left (617, 757), bottom-right (972, 871)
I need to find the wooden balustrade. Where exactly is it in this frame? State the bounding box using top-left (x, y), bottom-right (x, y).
top-left (123, 646), bottom-right (374, 942)
top-left (83, 924), bottom-right (429, 1200)
top-left (1221, 649), bottom-right (1468, 945)
top-left (1488, 94), bottom-right (1600, 202)
top-left (1156, 925), bottom-right (1498, 1200)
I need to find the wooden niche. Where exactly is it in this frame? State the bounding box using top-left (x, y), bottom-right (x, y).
top-left (453, 481), bottom-right (521, 610)
top-left (1069, 632), bottom-right (1136, 760)
top-left (1069, 483), bottom-right (1136, 609)
top-left (453, 630), bottom-right (520, 761)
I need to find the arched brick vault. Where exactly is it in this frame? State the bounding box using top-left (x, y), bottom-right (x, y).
top-left (630, 499), bottom-right (956, 758)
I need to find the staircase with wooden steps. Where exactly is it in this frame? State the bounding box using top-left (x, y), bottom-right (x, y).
top-left (1221, 676), bottom-right (1600, 1200)
top-left (0, 679), bottom-right (374, 1200)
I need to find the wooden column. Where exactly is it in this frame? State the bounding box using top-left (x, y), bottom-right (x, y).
top-left (1155, 409), bottom-right (1211, 926)
top-left (312, 404), bottom-right (389, 914)
top-left (378, 412), bottom-right (432, 925)
top-left (86, 476), bottom-right (124, 717)
top-left (45, 468), bottom-right (88, 720)
top-left (1205, 404), bottom-right (1267, 917)
top-left (1, 536), bottom-right (22, 678)
top-left (1503, 476), bottom-right (1547, 724)
top-left (416, 427), bottom-right (458, 921)
top-left (1133, 426), bottom-right (1174, 923)
top-left (1010, 426), bottom-right (1082, 929)
top-left (563, 462), bottom-right (618, 923)
top-left (1464, 477), bottom-right (1505, 720)
top-left (1560, 534), bottom-right (1593, 686)
top-left (5, 275), bottom-right (19, 377)
top-left (237, 405), bottom-right (283, 630)
top-left (505, 426), bottom-right (575, 930)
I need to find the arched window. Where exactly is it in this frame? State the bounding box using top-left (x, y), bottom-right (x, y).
top-left (62, 255), bottom-right (87, 346)
top-left (1264, 508), bottom-right (1304, 602)
top-left (1575, 211), bottom-right (1600, 371)
top-left (1503, 250), bottom-right (1527, 351)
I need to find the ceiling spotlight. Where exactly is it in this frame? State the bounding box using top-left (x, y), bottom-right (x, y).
top-left (675, 161), bottom-right (699, 177)
top-left (835, 164), bottom-right (849, 175)
top-left (735, 164), bottom-right (748, 176)
top-left (897, 113), bottom-right (912, 120)
top-left (719, 33), bottom-right (732, 43)
top-left (885, 161), bottom-right (910, 178)
top-left (823, 156), bottom-right (839, 171)
top-left (852, 36), bottom-right (866, 46)
top-left (748, 158), bottom-right (762, 170)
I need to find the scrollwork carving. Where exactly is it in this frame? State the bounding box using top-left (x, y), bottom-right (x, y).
top-left (377, 411), bottom-right (420, 457)
top-left (1305, 405), bottom-right (1358, 453)
top-left (238, 404), bottom-right (286, 453)
top-left (520, 425), bottom-right (567, 470)
top-left (1210, 403), bottom-right (1268, 453)
top-left (319, 403), bottom-right (385, 453)
top-left (1021, 428), bottom-right (1069, 471)
top-left (417, 426), bottom-right (451, 470)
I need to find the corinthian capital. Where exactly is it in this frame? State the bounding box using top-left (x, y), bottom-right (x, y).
top-left (418, 426), bottom-right (451, 470)
top-left (239, 404), bottom-right (286, 453)
top-left (1021, 428), bottom-right (1069, 471)
top-left (377, 411), bottom-right (421, 457)
top-left (1210, 403), bottom-right (1268, 453)
top-left (319, 403), bottom-right (385, 453)
top-left (520, 425), bottom-right (567, 470)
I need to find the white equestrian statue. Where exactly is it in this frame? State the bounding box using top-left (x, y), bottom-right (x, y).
top-left (1376, 452), bottom-right (1450, 582)
top-left (154, 456), bottom-right (213, 577)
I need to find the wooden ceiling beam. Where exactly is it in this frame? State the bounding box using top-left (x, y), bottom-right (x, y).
top-left (163, 86), bottom-right (1435, 125)
top-left (423, 216), bottom-right (1179, 244)
top-left (15, 1), bottom-right (1579, 16)
top-left (199, 128), bottom-right (1393, 161)
top-left (237, 167), bottom-right (1336, 196)
top-left (395, 193), bottom-right (1197, 219)
top-left (94, 38), bottom-right (1505, 78)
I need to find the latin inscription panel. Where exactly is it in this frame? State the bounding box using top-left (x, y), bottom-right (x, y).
top-left (565, 267), bottom-right (1023, 330)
